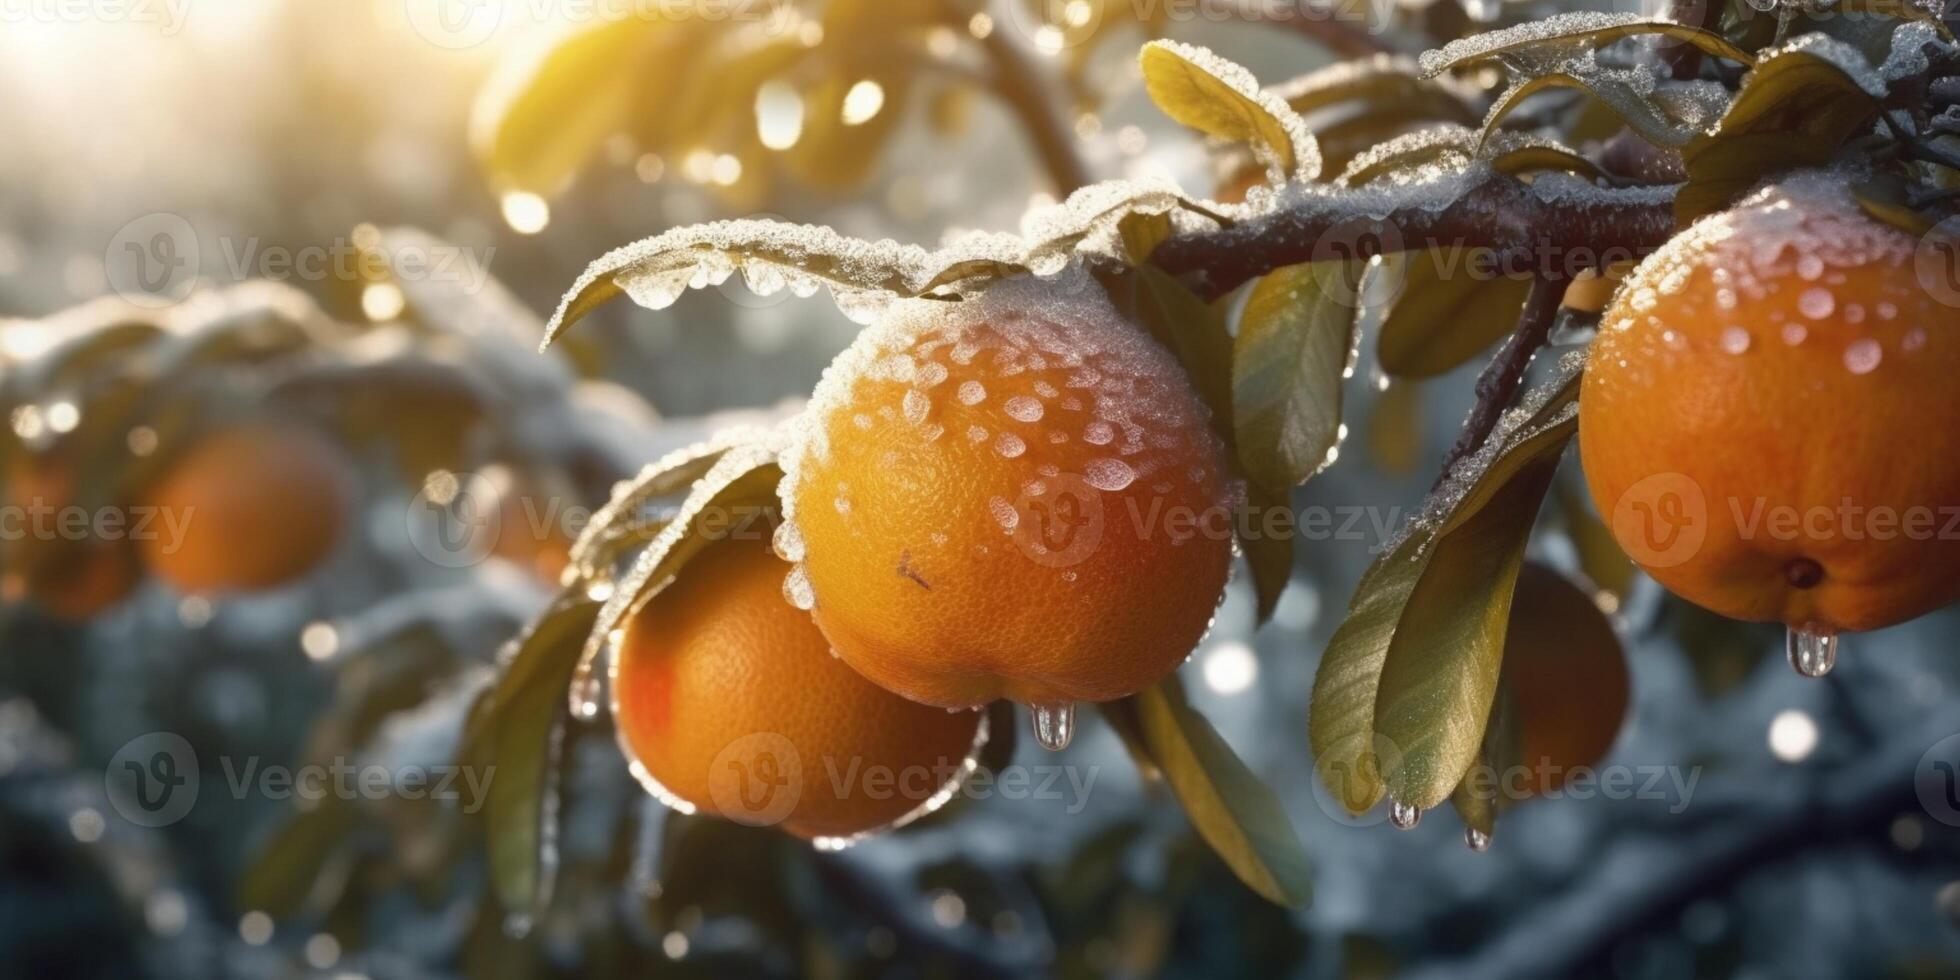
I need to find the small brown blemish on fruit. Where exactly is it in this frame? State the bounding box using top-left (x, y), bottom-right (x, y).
top-left (897, 550), bottom-right (931, 590)
top-left (1784, 558), bottom-right (1823, 589)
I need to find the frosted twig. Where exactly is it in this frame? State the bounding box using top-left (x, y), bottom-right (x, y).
top-left (1431, 274), bottom-right (1567, 492)
top-left (1153, 170), bottom-right (1678, 299)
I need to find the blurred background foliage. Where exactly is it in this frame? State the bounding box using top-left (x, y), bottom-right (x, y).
top-left (1, 2), bottom-right (1959, 979)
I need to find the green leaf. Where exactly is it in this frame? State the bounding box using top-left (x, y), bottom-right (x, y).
top-left (1375, 249), bottom-right (1533, 379)
top-left (461, 593), bottom-right (602, 917)
top-left (1556, 477), bottom-right (1636, 603)
top-left (1677, 46), bottom-right (1880, 224)
top-left (236, 795), bottom-right (360, 918)
top-left (1366, 382), bottom-right (1423, 476)
top-left (1140, 40), bottom-right (1317, 179)
top-left (1240, 484), bottom-right (1295, 624)
top-left (1132, 266), bottom-right (1235, 441)
top-left (1308, 533), bottom-right (1433, 814)
top-left (1135, 677), bottom-right (1312, 907)
top-left (1447, 683), bottom-right (1519, 837)
top-left (472, 17), bottom-right (657, 196)
top-left (1234, 262), bottom-right (1359, 493)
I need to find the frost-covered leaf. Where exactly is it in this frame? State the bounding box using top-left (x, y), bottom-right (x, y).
top-left (459, 592), bottom-right (601, 918)
top-left (1677, 33), bottom-right (1894, 222)
top-left (1418, 12), bottom-right (1755, 77)
top-left (1234, 262), bottom-right (1359, 492)
top-left (1375, 249), bottom-right (1533, 379)
top-left (545, 181), bottom-right (1197, 342)
top-left (1481, 69), bottom-right (1711, 147)
top-left (471, 17), bottom-right (660, 196)
top-left (1337, 126), bottom-right (1590, 187)
top-left (1311, 358), bottom-right (1581, 814)
top-left (1141, 40), bottom-right (1321, 181)
top-left (1134, 676), bottom-right (1312, 907)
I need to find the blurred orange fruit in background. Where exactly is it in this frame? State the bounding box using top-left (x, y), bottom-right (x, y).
top-left (1502, 563), bottom-right (1629, 796)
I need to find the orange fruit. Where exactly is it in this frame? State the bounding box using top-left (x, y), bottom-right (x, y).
top-left (135, 423), bottom-right (351, 593)
top-left (2, 455), bottom-right (138, 621)
top-left (490, 488), bottom-right (574, 585)
top-left (1580, 175), bottom-right (1960, 634)
top-left (1500, 563), bottom-right (1628, 796)
top-left (613, 534), bottom-right (984, 841)
top-left (781, 276), bottom-right (1235, 714)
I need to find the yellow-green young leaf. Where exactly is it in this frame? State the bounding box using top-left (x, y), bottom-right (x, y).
top-left (1479, 72), bottom-right (1703, 148)
top-left (1417, 14), bottom-right (1755, 77)
top-left (1096, 699), bottom-right (1164, 784)
top-left (1118, 210), bottom-right (1173, 263)
top-left (1373, 424), bottom-right (1573, 810)
top-left (1338, 124), bottom-right (1478, 186)
top-left (472, 18), bottom-right (656, 196)
top-left (1375, 249), bottom-right (1533, 379)
top-left (1447, 683), bottom-right (1520, 837)
top-left (1367, 382), bottom-right (1424, 476)
top-left (1240, 483), bottom-right (1295, 623)
top-left (1234, 262), bottom-right (1360, 492)
top-left (1308, 533), bottom-right (1433, 814)
top-left (1133, 266), bottom-right (1235, 441)
top-left (1677, 48), bottom-right (1879, 224)
top-left (1135, 677), bottom-right (1312, 907)
top-left (463, 593), bottom-right (602, 916)
top-left (1140, 40), bottom-right (1317, 179)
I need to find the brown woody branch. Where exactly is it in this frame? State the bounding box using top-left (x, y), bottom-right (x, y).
top-left (1430, 274), bottom-right (1567, 491)
top-left (1152, 170), bottom-right (1679, 300)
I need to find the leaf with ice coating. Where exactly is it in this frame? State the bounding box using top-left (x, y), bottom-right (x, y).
top-left (1480, 67), bottom-right (1712, 148)
top-left (1417, 12), bottom-right (1754, 78)
top-left (1677, 39), bottom-right (1884, 223)
top-left (1234, 261), bottom-right (1359, 493)
top-left (459, 591), bottom-right (601, 920)
top-left (561, 429), bottom-right (761, 586)
top-left (1141, 40), bottom-right (1321, 182)
top-left (1132, 676), bottom-right (1313, 907)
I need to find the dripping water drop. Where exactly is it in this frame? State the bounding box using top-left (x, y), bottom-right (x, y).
top-left (1786, 625), bottom-right (1839, 678)
top-left (1030, 702), bottom-right (1075, 751)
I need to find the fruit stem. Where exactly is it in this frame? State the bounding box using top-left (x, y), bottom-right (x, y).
top-left (1430, 275), bottom-right (1567, 492)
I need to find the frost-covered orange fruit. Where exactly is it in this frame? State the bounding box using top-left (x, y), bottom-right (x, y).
top-left (613, 535), bottom-right (984, 842)
top-left (135, 423), bottom-right (351, 593)
top-left (779, 274), bottom-right (1236, 735)
top-left (1581, 174), bottom-right (1960, 644)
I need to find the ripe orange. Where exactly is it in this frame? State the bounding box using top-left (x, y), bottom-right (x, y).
top-left (490, 487), bottom-right (574, 585)
top-left (1500, 563), bottom-right (1628, 796)
top-left (613, 535), bottom-right (984, 841)
top-left (135, 423), bottom-right (351, 594)
top-left (781, 276), bottom-right (1236, 714)
top-left (2, 455), bottom-right (137, 621)
top-left (1580, 175), bottom-right (1960, 634)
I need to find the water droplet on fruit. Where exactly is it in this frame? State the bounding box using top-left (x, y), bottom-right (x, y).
top-left (1465, 827), bottom-right (1492, 852)
top-left (1781, 324), bottom-right (1807, 346)
top-left (1030, 702), bottom-right (1075, 751)
top-left (1843, 339), bottom-right (1882, 375)
top-left (1719, 327), bottom-right (1752, 354)
top-left (783, 564), bottom-right (816, 610)
top-left (1389, 800), bottom-right (1421, 830)
top-left (1786, 625), bottom-right (1838, 678)
top-left (1083, 458), bottom-right (1135, 491)
top-left (1004, 396), bottom-right (1044, 422)
top-left (772, 520), bottom-right (806, 562)
top-left (957, 380), bottom-right (986, 405)
top-left (1797, 287), bottom-right (1834, 320)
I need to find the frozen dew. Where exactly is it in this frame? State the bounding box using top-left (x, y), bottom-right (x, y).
top-left (772, 520), bottom-right (806, 562)
top-left (1004, 395), bottom-right (1044, 422)
top-left (1082, 420), bottom-right (1115, 445)
top-left (1465, 827), bottom-right (1493, 852)
top-left (995, 432), bottom-right (1027, 458)
top-left (1903, 328), bottom-right (1928, 353)
top-left (1797, 287), bottom-right (1835, 320)
top-left (902, 389), bottom-right (931, 425)
top-left (988, 496), bottom-right (1020, 531)
top-left (1786, 625), bottom-right (1839, 678)
top-left (1719, 327), bottom-right (1752, 355)
top-left (1030, 702), bottom-right (1076, 751)
top-left (967, 424), bottom-right (989, 442)
top-left (782, 564), bottom-right (817, 611)
top-left (1083, 458), bottom-right (1135, 491)
top-left (958, 380), bottom-right (986, 405)
top-left (1389, 800), bottom-right (1421, 830)
top-left (1781, 324), bottom-right (1808, 346)
top-left (917, 362), bottom-right (949, 388)
top-left (1843, 339), bottom-right (1883, 375)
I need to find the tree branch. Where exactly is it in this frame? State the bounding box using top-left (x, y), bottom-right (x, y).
top-left (1152, 171), bottom-right (1678, 300)
top-left (1430, 274), bottom-right (1566, 491)
top-left (976, 28), bottom-right (1095, 196)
